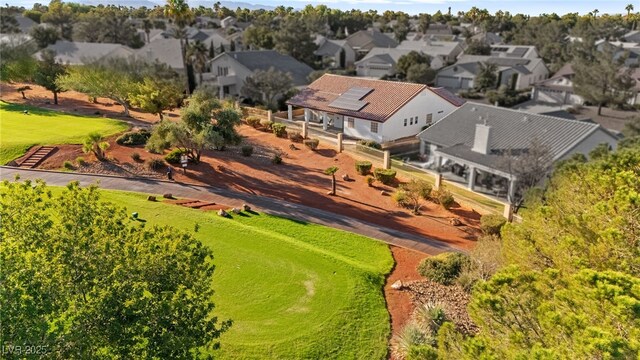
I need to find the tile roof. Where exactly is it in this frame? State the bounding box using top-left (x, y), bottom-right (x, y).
top-left (418, 103), bottom-right (608, 170)
top-left (429, 88), bottom-right (466, 107)
top-left (36, 41), bottom-right (133, 65)
top-left (223, 50), bottom-right (313, 86)
top-left (287, 74), bottom-right (463, 122)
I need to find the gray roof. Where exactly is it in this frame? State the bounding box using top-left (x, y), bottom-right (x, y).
top-left (450, 55), bottom-right (543, 75)
top-left (136, 38), bottom-right (184, 69)
top-left (355, 47), bottom-right (413, 65)
top-left (418, 103), bottom-right (608, 170)
top-left (223, 50), bottom-right (313, 86)
top-left (314, 38), bottom-right (346, 56)
top-left (346, 29), bottom-right (398, 50)
top-left (35, 40), bottom-right (133, 65)
top-left (397, 39), bottom-right (461, 57)
top-left (15, 15), bottom-right (37, 33)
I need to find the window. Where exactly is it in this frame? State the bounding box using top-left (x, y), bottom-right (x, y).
top-left (404, 118), bottom-right (407, 126)
top-left (426, 113), bottom-right (433, 123)
top-left (409, 117), bottom-right (413, 125)
top-left (217, 66), bottom-right (229, 76)
top-left (438, 110), bottom-right (444, 114)
top-left (347, 117), bottom-right (354, 128)
top-left (370, 121), bottom-right (379, 133)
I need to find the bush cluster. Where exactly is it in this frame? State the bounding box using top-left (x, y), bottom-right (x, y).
top-left (75, 157), bottom-right (86, 166)
top-left (272, 152), bottom-right (283, 164)
top-left (432, 188), bottom-right (455, 210)
top-left (486, 86), bottom-right (531, 107)
top-left (272, 123), bottom-right (287, 137)
top-left (303, 139), bottom-right (319, 150)
top-left (366, 176), bottom-right (375, 186)
top-left (480, 214), bottom-right (507, 236)
top-left (374, 168), bottom-right (397, 185)
top-left (245, 116), bottom-right (261, 128)
top-left (116, 130), bottom-right (151, 146)
top-left (288, 131), bottom-right (304, 143)
top-left (241, 145), bottom-right (253, 157)
top-left (357, 140), bottom-right (382, 149)
top-left (130, 152), bottom-right (142, 162)
top-left (63, 160), bottom-right (74, 170)
top-left (260, 120), bottom-right (274, 131)
top-left (417, 252), bottom-right (469, 285)
top-left (391, 189), bottom-right (408, 207)
top-left (355, 160), bottom-right (372, 175)
top-left (164, 149), bottom-right (186, 164)
top-left (146, 158), bottom-right (165, 171)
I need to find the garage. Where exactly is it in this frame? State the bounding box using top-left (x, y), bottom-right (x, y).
top-left (436, 75), bottom-right (461, 89)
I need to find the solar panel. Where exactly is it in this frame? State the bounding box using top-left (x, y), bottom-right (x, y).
top-left (328, 87), bottom-right (373, 111)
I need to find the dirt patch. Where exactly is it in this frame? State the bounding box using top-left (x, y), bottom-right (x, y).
top-left (385, 246), bottom-right (426, 337)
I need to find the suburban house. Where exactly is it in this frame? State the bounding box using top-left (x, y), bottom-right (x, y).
top-left (424, 24), bottom-right (457, 41)
top-left (354, 48), bottom-right (414, 78)
top-left (468, 32), bottom-right (503, 45)
top-left (397, 38), bottom-right (464, 69)
top-left (435, 55), bottom-right (549, 91)
top-left (35, 40), bottom-right (134, 65)
top-left (345, 29), bottom-right (398, 59)
top-left (314, 36), bottom-right (356, 68)
top-left (416, 103), bottom-right (619, 200)
top-left (135, 38), bottom-right (185, 70)
top-left (623, 30), bottom-right (640, 43)
top-left (286, 74), bottom-right (465, 143)
top-left (205, 50), bottom-right (314, 99)
top-left (487, 44), bottom-right (539, 59)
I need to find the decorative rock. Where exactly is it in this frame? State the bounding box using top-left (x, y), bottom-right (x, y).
top-left (342, 174), bottom-right (350, 181)
top-left (231, 207), bottom-right (241, 214)
top-left (326, 190), bottom-right (334, 195)
top-left (391, 280), bottom-right (403, 290)
top-left (380, 190), bottom-right (388, 196)
top-left (131, 212), bottom-right (139, 219)
top-left (217, 209), bottom-right (228, 217)
top-left (242, 204), bottom-right (251, 211)
top-left (449, 218), bottom-right (462, 226)
top-left (163, 193), bottom-right (173, 199)
top-left (147, 195), bottom-right (157, 202)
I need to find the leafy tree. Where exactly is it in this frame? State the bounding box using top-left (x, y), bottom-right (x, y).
top-left (188, 40), bottom-right (208, 85)
top-left (407, 64), bottom-right (435, 84)
top-left (165, 0), bottom-right (194, 95)
top-left (241, 68), bottom-right (293, 110)
top-left (0, 11), bottom-right (20, 33)
top-left (82, 131), bottom-right (110, 160)
top-left (274, 16), bottom-right (316, 65)
top-left (474, 62), bottom-right (498, 91)
top-left (34, 49), bottom-right (66, 105)
top-left (41, 0), bottom-right (73, 40)
top-left (0, 42), bottom-right (38, 83)
top-left (324, 166), bottom-right (339, 195)
top-left (147, 87), bottom-right (242, 162)
top-left (73, 11), bottom-right (104, 42)
top-left (399, 179), bottom-right (432, 214)
top-left (130, 77), bottom-right (183, 121)
top-left (22, 9), bottom-right (43, 23)
top-left (142, 18), bottom-right (152, 43)
top-left (30, 25), bottom-right (59, 49)
top-left (393, 14), bottom-right (410, 42)
top-left (243, 22), bottom-right (275, 50)
top-left (396, 51), bottom-right (431, 78)
top-left (464, 39), bottom-right (491, 55)
top-left (0, 180), bottom-right (231, 358)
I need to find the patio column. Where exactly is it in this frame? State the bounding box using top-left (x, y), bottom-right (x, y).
top-left (218, 86), bottom-right (224, 100)
top-left (322, 111), bottom-right (328, 130)
top-left (287, 105), bottom-right (293, 120)
top-left (467, 166), bottom-right (476, 190)
top-left (507, 178), bottom-right (517, 204)
top-left (336, 133), bottom-right (343, 153)
top-left (302, 121), bottom-right (308, 138)
top-left (419, 140), bottom-right (426, 155)
top-left (268, 110), bottom-right (273, 122)
top-left (304, 108), bottom-right (310, 123)
top-left (383, 150), bottom-right (391, 169)
top-left (434, 173), bottom-right (443, 190)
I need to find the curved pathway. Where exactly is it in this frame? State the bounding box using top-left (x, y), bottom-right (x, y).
top-left (0, 166), bottom-right (462, 255)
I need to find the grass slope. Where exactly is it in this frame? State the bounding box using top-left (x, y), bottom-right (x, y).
top-left (0, 101), bottom-right (128, 164)
top-left (96, 189), bottom-right (394, 359)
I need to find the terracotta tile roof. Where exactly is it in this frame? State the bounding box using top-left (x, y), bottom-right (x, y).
top-left (287, 74), bottom-right (432, 122)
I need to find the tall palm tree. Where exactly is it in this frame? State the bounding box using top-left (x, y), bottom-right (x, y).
top-left (593, 9), bottom-right (599, 18)
top-left (142, 19), bottom-right (152, 43)
top-left (165, 0), bottom-right (193, 95)
top-left (188, 40), bottom-right (208, 85)
top-left (626, 3), bottom-right (634, 18)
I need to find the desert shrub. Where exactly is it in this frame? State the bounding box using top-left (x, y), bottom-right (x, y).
top-left (272, 123), bottom-right (287, 137)
top-left (417, 252), bottom-right (469, 285)
top-left (456, 234), bottom-right (503, 291)
top-left (303, 138), bottom-right (319, 150)
top-left (288, 131), bottom-right (303, 143)
top-left (271, 152), bottom-right (283, 164)
top-left (145, 132), bottom-right (171, 154)
top-left (241, 145), bottom-right (254, 157)
top-left (357, 140), bottom-right (382, 149)
top-left (480, 214), bottom-right (507, 236)
top-left (392, 189), bottom-right (408, 207)
top-left (130, 152), bottom-right (142, 162)
top-left (164, 149), bottom-right (186, 164)
top-left (414, 301), bottom-right (447, 335)
top-left (260, 120), bottom-right (274, 131)
top-left (116, 130), bottom-right (151, 146)
top-left (374, 168), bottom-right (397, 185)
top-left (63, 160), bottom-right (74, 170)
top-left (146, 158), bottom-right (165, 171)
top-left (391, 321), bottom-right (435, 360)
top-left (486, 85), bottom-right (530, 107)
top-left (432, 188), bottom-right (455, 210)
top-left (355, 160), bottom-right (372, 175)
top-left (366, 176), bottom-right (375, 186)
top-left (245, 116), bottom-right (261, 128)
top-left (75, 157), bottom-right (86, 166)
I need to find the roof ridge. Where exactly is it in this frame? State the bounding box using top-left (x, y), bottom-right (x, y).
top-left (320, 73), bottom-right (426, 89)
top-left (465, 102), bottom-right (599, 127)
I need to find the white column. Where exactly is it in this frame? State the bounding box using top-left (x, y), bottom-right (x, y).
top-left (287, 105), bottom-right (293, 120)
top-left (268, 110), bottom-right (273, 122)
top-left (467, 166), bottom-right (476, 190)
top-left (503, 203), bottom-right (514, 222)
top-left (304, 108), bottom-right (310, 123)
top-left (419, 140), bottom-right (426, 155)
top-left (383, 150), bottom-right (391, 169)
top-left (219, 86), bottom-right (224, 100)
top-left (336, 133), bottom-right (343, 153)
top-left (434, 173), bottom-right (443, 190)
top-left (302, 122), bottom-right (308, 138)
top-left (322, 111), bottom-right (328, 130)
top-left (507, 178), bottom-right (517, 203)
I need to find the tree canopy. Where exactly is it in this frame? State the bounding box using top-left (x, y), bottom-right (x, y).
top-left (241, 67), bottom-right (294, 110)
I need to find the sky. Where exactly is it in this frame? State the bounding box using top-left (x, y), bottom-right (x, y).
top-left (4, 0), bottom-right (637, 16)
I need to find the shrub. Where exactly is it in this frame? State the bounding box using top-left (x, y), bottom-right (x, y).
top-left (391, 321), bottom-right (434, 360)
top-left (414, 301), bottom-right (447, 335)
top-left (272, 123), bottom-right (287, 137)
top-left (357, 140), bottom-right (382, 149)
top-left (116, 130), bottom-right (151, 146)
top-left (63, 160), bottom-right (74, 170)
top-left (130, 152), bottom-right (142, 162)
top-left (288, 131), bottom-right (303, 143)
top-left (355, 160), bottom-right (372, 175)
top-left (486, 85), bottom-right (531, 107)
top-left (241, 145), bottom-right (253, 157)
top-left (374, 168), bottom-right (397, 185)
top-left (392, 189), bottom-right (409, 207)
top-left (366, 176), bottom-right (375, 186)
top-left (75, 157), bottom-right (86, 166)
top-left (303, 138), bottom-right (319, 150)
top-left (164, 149), bottom-right (186, 164)
top-left (271, 152), bottom-right (283, 164)
top-left (417, 252), bottom-right (469, 285)
top-left (245, 116), bottom-right (261, 128)
top-left (432, 188), bottom-right (455, 210)
top-left (480, 214), bottom-right (507, 236)
top-left (146, 158), bottom-right (165, 171)
top-left (260, 120), bottom-right (274, 131)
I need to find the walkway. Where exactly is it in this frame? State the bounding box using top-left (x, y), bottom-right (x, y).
top-left (0, 166), bottom-right (462, 255)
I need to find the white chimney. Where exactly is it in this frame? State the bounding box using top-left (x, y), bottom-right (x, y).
top-left (472, 123), bottom-right (492, 155)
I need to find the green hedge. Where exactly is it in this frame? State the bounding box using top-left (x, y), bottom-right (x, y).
top-left (480, 214), bottom-right (507, 236)
top-left (374, 168), bottom-right (396, 185)
top-left (164, 149), bottom-right (187, 164)
top-left (355, 160), bottom-right (372, 175)
top-left (303, 139), bottom-right (319, 150)
top-left (417, 252), bottom-right (469, 285)
top-left (246, 116), bottom-right (261, 128)
top-left (272, 123), bottom-right (287, 137)
top-left (116, 130), bottom-right (151, 146)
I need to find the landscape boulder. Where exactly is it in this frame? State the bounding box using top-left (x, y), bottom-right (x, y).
top-left (242, 204), bottom-right (251, 211)
top-left (147, 195), bottom-right (156, 202)
top-left (449, 218), bottom-right (462, 226)
top-left (231, 207), bottom-right (241, 214)
top-left (391, 280), bottom-right (403, 290)
top-left (217, 209), bottom-right (228, 217)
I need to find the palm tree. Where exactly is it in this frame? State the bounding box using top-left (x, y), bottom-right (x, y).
top-left (83, 132), bottom-right (110, 161)
top-left (142, 19), bottom-right (152, 43)
top-left (165, 0), bottom-right (193, 95)
top-left (593, 9), bottom-right (599, 18)
top-left (324, 166), bottom-right (339, 196)
top-left (626, 3), bottom-right (634, 18)
top-left (188, 40), bottom-right (208, 85)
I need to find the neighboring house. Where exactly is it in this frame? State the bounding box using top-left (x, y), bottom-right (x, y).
top-left (35, 40), bottom-right (134, 65)
top-left (594, 40), bottom-right (640, 66)
top-left (221, 16), bottom-right (236, 29)
top-left (345, 29), bottom-right (398, 59)
top-left (425, 24), bottom-right (452, 36)
top-left (286, 74), bottom-right (465, 143)
top-left (136, 38), bottom-right (185, 70)
top-left (205, 50), bottom-right (314, 99)
top-left (622, 30), bottom-right (640, 43)
top-left (417, 103), bottom-right (618, 199)
top-left (397, 38), bottom-right (464, 69)
top-left (469, 31), bottom-right (503, 45)
top-left (488, 45), bottom-right (539, 59)
top-left (15, 15), bottom-right (37, 34)
top-left (314, 36), bottom-right (356, 68)
top-left (435, 55), bottom-right (549, 91)
top-left (355, 48), bottom-right (413, 78)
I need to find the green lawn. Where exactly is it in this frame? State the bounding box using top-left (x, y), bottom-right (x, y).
top-left (94, 189), bottom-right (394, 359)
top-left (0, 101), bottom-right (128, 164)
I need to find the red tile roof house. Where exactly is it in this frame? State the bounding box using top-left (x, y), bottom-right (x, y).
top-left (286, 74), bottom-right (465, 143)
